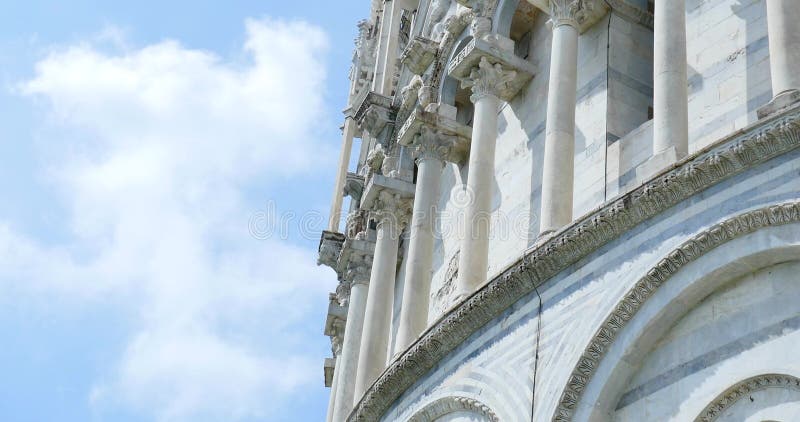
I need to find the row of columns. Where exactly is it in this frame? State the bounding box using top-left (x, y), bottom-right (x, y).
top-left (326, 0), bottom-right (800, 419)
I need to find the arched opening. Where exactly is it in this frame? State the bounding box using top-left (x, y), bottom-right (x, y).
top-left (551, 204), bottom-right (800, 422)
top-left (441, 36), bottom-right (475, 127)
top-left (407, 396), bottom-right (499, 422)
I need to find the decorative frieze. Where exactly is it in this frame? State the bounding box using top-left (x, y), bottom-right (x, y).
top-left (448, 38), bottom-right (536, 102)
top-left (695, 374), bottom-right (800, 422)
top-left (348, 104), bottom-right (800, 422)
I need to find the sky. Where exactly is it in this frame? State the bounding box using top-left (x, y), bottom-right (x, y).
top-left (0, 1), bottom-right (365, 421)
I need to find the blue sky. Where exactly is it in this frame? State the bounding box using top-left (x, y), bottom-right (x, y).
top-left (0, 1), bottom-right (364, 420)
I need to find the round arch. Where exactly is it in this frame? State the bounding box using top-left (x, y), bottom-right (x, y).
top-left (551, 202), bottom-right (800, 422)
top-left (695, 374), bottom-right (800, 422)
top-left (493, 0), bottom-right (521, 38)
top-left (407, 396), bottom-right (500, 422)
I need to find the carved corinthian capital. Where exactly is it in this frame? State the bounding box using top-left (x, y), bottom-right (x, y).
top-left (549, 0), bottom-right (593, 29)
top-left (460, 57), bottom-right (517, 102)
top-left (371, 190), bottom-right (413, 231)
top-left (345, 252), bottom-right (373, 286)
top-left (412, 125), bottom-right (457, 163)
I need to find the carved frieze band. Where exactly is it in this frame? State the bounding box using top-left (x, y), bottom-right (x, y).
top-left (695, 374), bottom-right (800, 422)
top-left (407, 396), bottom-right (499, 422)
top-left (552, 202), bottom-right (800, 422)
top-left (347, 93), bottom-right (800, 422)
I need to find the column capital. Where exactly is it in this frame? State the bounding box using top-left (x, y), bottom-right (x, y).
top-left (412, 124), bottom-right (458, 163)
top-left (547, 0), bottom-right (608, 32)
top-left (461, 57), bottom-right (518, 102)
top-left (371, 190), bottom-right (413, 230)
top-left (345, 252), bottom-right (373, 286)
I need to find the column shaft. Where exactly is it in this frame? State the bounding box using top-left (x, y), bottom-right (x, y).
top-left (329, 117), bottom-right (357, 231)
top-left (761, 0), bottom-right (800, 115)
top-left (653, 0), bottom-right (688, 157)
top-left (331, 282), bottom-right (368, 422)
top-left (326, 354), bottom-right (341, 422)
top-left (353, 218), bottom-right (401, 401)
top-left (540, 22), bottom-right (579, 235)
top-left (455, 93), bottom-right (501, 297)
top-left (395, 155), bottom-right (444, 351)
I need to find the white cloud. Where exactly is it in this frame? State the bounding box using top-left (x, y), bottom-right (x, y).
top-left (4, 17), bottom-right (335, 421)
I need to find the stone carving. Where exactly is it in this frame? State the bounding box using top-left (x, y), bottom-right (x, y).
top-left (549, 0), bottom-right (592, 28)
top-left (434, 250), bottom-right (460, 317)
top-left (335, 281), bottom-right (351, 307)
top-left (460, 57), bottom-right (517, 102)
top-left (318, 231), bottom-right (345, 270)
top-left (346, 209), bottom-right (370, 240)
top-left (348, 106), bottom-right (800, 422)
top-left (426, 0), bottom-right (452, 41)
top-left (344, 172), bottom-right (365, 204)
top-left (346, 252), bottom-right (373, 286)
top-left (407, 395), bottom-right (499, 422)
top-left (412, 124), bottom-right (457, 162)
top-left (695, 374), bottom-right (800, 422)
top-left (365, 144), bottom-right (385, 179)
top-left (371, 190), bottom-right (413, 232)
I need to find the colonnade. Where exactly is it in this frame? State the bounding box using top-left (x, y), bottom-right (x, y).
top-left (325, 0), bottom-right (800, 419)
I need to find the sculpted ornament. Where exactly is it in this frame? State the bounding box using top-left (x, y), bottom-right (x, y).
top-left (549, 0), bottom-right (593, 29)
top-left (372, 190), bottom-right (413, 231)
top-left (346, 253), bottom-right (373, 286)
top-left (349, 107), bottom-right (800, 421)
top-left (412, 125), bottom-right (456, 163)
top-left (365, 144), bottom-right (385, 178)
top-left (461, 57), bottom-right (517, 102)
top-left (426, 0), bottom-right (452, 41)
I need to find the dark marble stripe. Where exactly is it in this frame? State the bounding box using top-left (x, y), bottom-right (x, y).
top-left (616, 314), bottom-right (800, 409)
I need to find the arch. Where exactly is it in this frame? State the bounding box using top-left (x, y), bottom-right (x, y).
top-left (407, 396), bottom-right (499, 422)
top-left (552, 202), bottom-right (800, 422)
top-left (493, 0), bottom-right (521, 38)
top-left (695, 374), bottom-right (800, 422)
top-left (438, 34), bottom-right (473, 105)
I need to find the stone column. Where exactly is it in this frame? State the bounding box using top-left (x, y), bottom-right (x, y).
top-left (325, 354), bottom-right (341, 422)
top-left (758, 0), bottom-right (800, 118)
top-left (331, 256), bottom-right (372, 422)
top-left (395, 126), bottom-right (450, 352)
top-left (375, 0), bottom-right (414, 96)
top-left (454, 57), bottom-right (516, 299)
top-left (329, 116), bottom-right (357, 231)
top-left (353, 192), bottom-right (410, 401)
top-left (653, 0), bottom-right (688, 158)
top-left (539, 0), bottom-right (582, 237)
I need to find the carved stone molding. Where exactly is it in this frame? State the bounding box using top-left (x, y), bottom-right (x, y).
top-left (407, 395), bottom-right (499, 422)
top-left (695, 374), bottom-right (800, 422)
top-left (344, 172), bottom-right (365, 204)
top-left (347, 104), bottom-right (800, 422)
top-left (553, 203), bottom-right (800, 422)
top-left (448, 38), bottom-right (536, 102)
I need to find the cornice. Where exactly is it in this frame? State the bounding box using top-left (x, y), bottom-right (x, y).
top-left (695, 374), bottom-right (800, 422)
top-left (348, 104), bottom-right (800, 422)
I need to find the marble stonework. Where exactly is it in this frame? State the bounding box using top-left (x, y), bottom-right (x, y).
top-left (318, 0), bottom-right (800, 421)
